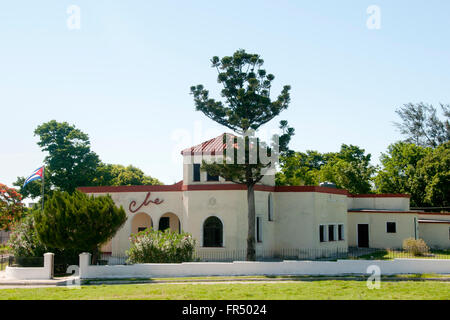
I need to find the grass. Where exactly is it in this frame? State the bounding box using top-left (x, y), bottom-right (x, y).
top-left (353, 249), bottom-right (450, 260)
top-left (79, 274), bottom-right (450, 284)
top-left (0, 280), bottom-right (449, 300)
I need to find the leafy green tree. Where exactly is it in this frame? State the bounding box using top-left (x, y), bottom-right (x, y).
top-left (14, 120), bottom-right (100, 197)
top-left (275, 150), bottom-right (325, 186)
top-left (191, 49), bottom-right (293, 260)
top-left (93, 164), bottom-right (163, 186)
top-left (318, 145), bottom-right (376, 194)
top-left (276, 145), bottom-right (376, 194)
top-left (374, 142), bottom-right (431, 206)
top-left (33, 190), bottom-right (126, 263)
top-left (411, 142), bottom-right (449, 207)
top-left (394, 103), bottom-right (449, 148)
top-left (14, 121), bottom-right (164, 198)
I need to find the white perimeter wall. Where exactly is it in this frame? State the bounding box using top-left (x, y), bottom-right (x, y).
top-left (5, 253), bottom-right (54, 280)
top-left (78, 253), bottom-right (450, 279)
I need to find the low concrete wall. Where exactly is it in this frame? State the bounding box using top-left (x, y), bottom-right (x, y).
top-left (5, 253), bottom-right (54, 280)
top-left (78, 253), bottom-right (450, 279)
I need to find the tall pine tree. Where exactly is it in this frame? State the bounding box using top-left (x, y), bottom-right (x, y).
top-left (191, 49), bottom-right (293, 260)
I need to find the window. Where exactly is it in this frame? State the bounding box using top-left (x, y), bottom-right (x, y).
top-left (386, 222), bottom-right (396, 233)
top-left (193, 164), bottom-right (201, 182)
top-left (338, 224), bottom-right (344, 241)
top-left (268, 193), bottom-right (274, 221)
top-left (159, 217), bottom-right (170, 231)
top-left (207, 172), bottom-right (219, 181)
top-left (203, 216), bottom-right (223, 247)
top-left (319, 225), bottom-right (326, 242)
top-left (256, 217), bottom-right (263, 242)
top-left (328, 225), bottom-right (335, 241)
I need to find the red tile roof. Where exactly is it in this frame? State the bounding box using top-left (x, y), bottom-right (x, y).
top-left (181, 133), bottom-right (237, 155)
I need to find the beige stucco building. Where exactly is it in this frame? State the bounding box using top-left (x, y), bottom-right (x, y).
top-left (78, 134), bottom-right (450, 257)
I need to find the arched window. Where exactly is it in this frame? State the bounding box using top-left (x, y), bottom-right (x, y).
top-left (268, 193), bottom-right (274, 221)
top-left (203, 216), bottom-right (223, 247)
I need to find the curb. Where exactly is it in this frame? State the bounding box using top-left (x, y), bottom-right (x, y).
top-left (82, 276), bottom-right (450, 286)
top-left (0, 276), bottom-right (449, 287)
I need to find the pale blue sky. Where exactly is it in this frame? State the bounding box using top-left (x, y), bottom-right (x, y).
top-left (1, 1), bottom-right (450, 195)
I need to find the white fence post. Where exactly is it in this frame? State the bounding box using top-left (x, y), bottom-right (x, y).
top-left (43, 252), bottom-right (54, 279)
top-left (79, 252), bottom-right (91, 279)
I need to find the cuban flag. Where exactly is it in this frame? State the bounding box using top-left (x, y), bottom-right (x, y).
top-left (23, 166), bottom-right (44, 188)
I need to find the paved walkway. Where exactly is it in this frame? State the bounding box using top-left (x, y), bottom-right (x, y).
top-left (0, 271), bottom-right (77, 288)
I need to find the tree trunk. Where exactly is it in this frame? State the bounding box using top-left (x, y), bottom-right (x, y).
top-left (246, 183), bottom-right (256, 261)
top-left (91, 246), bottom-right (99, 265)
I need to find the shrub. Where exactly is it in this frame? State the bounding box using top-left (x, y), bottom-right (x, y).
top-left (34, 190), bottom-right (126, 264)
top-left (7, 214), bottom-right (78, 272)
top-left (126, 228), bottom-right (196, 264)
top-left (402, 238), bottom-right (430, 256)
top-left (8, 214), bottom-right (48, 257)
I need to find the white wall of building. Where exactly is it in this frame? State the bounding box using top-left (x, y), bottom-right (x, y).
top-left (348, 197), bottom-right (410, 211)
top-left (347, 212), bottom-right (417, 249)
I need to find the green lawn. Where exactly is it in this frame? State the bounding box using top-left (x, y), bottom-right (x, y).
top-left (353, 249), bottom-right (450, 260)
top-left (0, 281), bottom-right (449, 300)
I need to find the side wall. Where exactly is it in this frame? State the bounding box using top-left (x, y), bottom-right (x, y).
top-left (274, 192), bottom-right (348, 252)
top-left (347, 212), bottom-right (417, 249)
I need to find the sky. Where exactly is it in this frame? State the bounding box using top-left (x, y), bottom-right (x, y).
top-left (1, 1), bottom-right (449, 199)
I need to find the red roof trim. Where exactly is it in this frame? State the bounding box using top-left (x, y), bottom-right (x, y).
top-left (78, 181), bottom-right (183, 193)
top-left (78, 180), bottom-right (410, 199)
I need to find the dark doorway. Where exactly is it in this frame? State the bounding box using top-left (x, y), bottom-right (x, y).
top-left (159, 217), bottom-right (170, 231)
top-left (357, 224), bottom-right (369, 248)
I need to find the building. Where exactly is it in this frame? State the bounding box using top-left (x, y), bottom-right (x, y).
top-left (78, 134), bottom-right (450, 258)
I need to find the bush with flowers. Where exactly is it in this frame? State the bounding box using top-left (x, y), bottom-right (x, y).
top-left (7, 214), bottom-right (48, 257)
top-left (126, 228), bottom-right (196, 264)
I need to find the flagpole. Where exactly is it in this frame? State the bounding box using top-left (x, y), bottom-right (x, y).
top-left (41, 166), bottom-right (45, 212)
